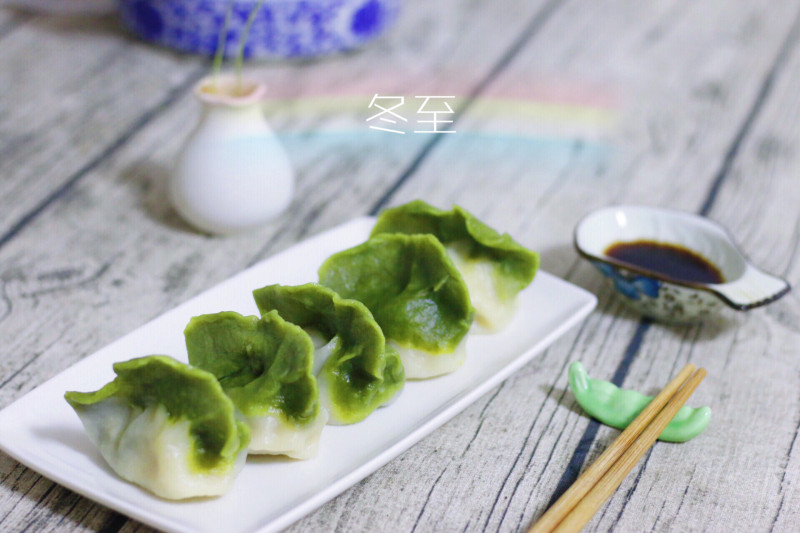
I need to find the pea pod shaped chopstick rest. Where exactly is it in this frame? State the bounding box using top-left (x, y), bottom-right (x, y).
top-left (568, 362), bottom-right (711, 442)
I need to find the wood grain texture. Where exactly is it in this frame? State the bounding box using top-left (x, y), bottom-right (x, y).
top-left (0, 0), bottom-right (569, 531)
top-left (287, 1), bottom-right (800, 531)
top-left (0, 13), bottom-right (205, 242)
top-left (1, 0), bottom-right (799, 532)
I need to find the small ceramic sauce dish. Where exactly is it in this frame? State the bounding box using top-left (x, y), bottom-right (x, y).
top-left (574, 205), bottom-right (791, 322)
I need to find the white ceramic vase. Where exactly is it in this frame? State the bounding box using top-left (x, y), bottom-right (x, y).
top-left (170, 75), bottom-right (294, 234)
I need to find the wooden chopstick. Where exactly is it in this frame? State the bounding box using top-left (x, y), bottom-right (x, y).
top-left (528, 363), bottom-right (704, 533)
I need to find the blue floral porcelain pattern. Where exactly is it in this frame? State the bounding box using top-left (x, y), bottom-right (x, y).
top-left (118, 0), bottom-right (401, 58)
top-left (590, 260), bottom-right (721, 323)
top-left (592, 261), bottom-right (660, 300)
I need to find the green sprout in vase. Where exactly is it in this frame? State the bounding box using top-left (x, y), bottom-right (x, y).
top-left (211, 0), bottom-right (267, 95)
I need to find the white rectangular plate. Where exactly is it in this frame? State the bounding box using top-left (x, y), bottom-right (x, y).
top-left (0, 217), bottom-right (596, 533)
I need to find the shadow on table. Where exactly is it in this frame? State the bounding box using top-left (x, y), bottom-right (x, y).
top-left (540, 385), bottom-right (584, 418)
top-left (120, 161), bottom-right (205, 235)
top-left (537, 243), bottom-right (580, 281)
top-left (4, 9), bottom-right (126, 37)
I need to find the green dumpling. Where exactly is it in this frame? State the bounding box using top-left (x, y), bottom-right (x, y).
top-left (253, 283), bottom-right (404, 425)
top-left (371, 200), bottom-right (539, 331)
top-left (65, 355), bottom-right (250, 500)
top-left (184, 310), bottom-right (327, 459)
top-left (319, 233), bottom-right (473, 379)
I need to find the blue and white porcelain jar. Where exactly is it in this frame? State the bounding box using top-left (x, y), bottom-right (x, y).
top-left (118, 0), bottom-right (401, 58)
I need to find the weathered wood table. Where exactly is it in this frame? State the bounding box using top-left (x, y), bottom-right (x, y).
top-left (1, 1), bottom-right (799, 531)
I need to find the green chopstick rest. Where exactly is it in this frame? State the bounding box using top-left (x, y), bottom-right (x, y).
top-left (568, 361), bottom-right (711, 442)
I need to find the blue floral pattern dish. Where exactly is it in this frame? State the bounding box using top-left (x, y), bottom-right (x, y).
top-left (592, 261), bottom-right (660, 300)
top-left (575, 205), bottom-right (790, 323)
top-left (118, 0), bottom-right (401, 58)
top-left (590, 260), bottom-right (720, 323)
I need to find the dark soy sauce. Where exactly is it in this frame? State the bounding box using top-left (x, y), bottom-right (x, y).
top-left (604, 240), bottom-right (725, 284)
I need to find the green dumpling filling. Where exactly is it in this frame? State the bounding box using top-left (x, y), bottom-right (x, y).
top-left (184, 310), bottom-right (327, 459)
top-left (319, 233), bottom-right (473, 379)
top-left (65, 355), bottom-right (250, 500)
top-left (371, 199), bottom-right (539, 331)
top-left (253, 283), bottom-right (404, 425)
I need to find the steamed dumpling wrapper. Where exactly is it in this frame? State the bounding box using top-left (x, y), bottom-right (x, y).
top-left (184, 310), bottom-right (327, 459)
top-left (64, 356), bottom-right (250, 500)
top-left (371, 200), bottom-right (539, 332)
top-left (253, 283), bottom-right (404, 425)
top-left (319, 233), bottom-right (473, 379)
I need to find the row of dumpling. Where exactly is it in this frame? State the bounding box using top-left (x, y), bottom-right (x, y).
top-left (64, 284), bottom-right (402, 500)
top-left (63, 200), bottom-right (539, 501)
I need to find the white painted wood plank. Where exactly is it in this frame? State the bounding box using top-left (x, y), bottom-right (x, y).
top-left (616, 6), bottom-right (800, 528)
top-left (0, 13), bottom-right (205, 236)
top-left (582, 2), bottom-right (800, 528)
